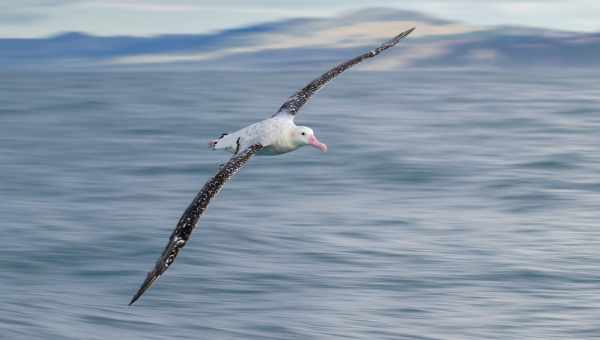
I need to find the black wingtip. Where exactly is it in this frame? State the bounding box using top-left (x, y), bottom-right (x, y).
top-left (128, 291), bottom-right (141, 306)
top-left (400, 27), bottom-right (416, 38)
top-left (377, 27), bottom-right (416, 54)
top-left (128, 271), bottom-right (161, 306)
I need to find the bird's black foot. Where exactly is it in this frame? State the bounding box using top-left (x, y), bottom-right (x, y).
top-left (234, 137), bottom-right (241, 155)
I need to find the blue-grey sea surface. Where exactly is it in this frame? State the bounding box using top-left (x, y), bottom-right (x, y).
top-left (1, 68), bottom-right (600, 339)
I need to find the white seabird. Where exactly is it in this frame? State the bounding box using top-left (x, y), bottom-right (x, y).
top-left (129, 27), bottom-right (416, 305)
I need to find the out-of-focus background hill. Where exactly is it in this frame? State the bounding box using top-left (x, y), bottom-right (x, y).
top-left (2, 7), bottom-right (598, 69)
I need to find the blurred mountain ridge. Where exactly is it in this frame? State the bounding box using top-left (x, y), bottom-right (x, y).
top-left (1, 7), bottom-right (598, 69)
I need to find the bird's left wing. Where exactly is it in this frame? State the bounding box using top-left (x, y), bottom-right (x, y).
top-left (273, 27), bottom-right (415, 117)
top-left (129, 144), bottom-right (263, 305)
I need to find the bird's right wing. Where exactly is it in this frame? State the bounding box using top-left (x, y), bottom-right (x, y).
top-left (129, 144), bottom-right (263, 305)
top-left (273, 27), bottom-right (415, 117)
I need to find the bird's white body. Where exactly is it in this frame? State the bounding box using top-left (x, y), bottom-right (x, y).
top-left (212, 116), bottom-right (295, 155)
top-left (211, 115), bottom-right (327, 155)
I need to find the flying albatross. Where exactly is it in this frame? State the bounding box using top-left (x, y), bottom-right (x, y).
top-left (129, 27), bottom-right (416, 305)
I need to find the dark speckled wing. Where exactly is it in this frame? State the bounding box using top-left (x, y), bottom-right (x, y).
top-left (274, 27), bottom-right (415, 117)
top-left (129, 144), bottom-right (263, 305)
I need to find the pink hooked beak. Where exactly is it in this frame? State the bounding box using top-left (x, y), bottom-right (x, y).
top-left (308, 135), bottom-right (328, 152)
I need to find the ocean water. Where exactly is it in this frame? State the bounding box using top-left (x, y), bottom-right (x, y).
top-left (1, 68), bottom-right (600, 339)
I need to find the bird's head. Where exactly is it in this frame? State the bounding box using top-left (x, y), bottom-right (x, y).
top-left (292, 126), bottom-right (327, 152)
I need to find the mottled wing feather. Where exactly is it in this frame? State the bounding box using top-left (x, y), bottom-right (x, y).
top-left (274, 27), bottom-right (415, 117)
top-left (129, 144), bottom-right (263, 305)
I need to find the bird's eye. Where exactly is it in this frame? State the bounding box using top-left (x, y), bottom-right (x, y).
top-left (301, 132), bottom-right (306, 136)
